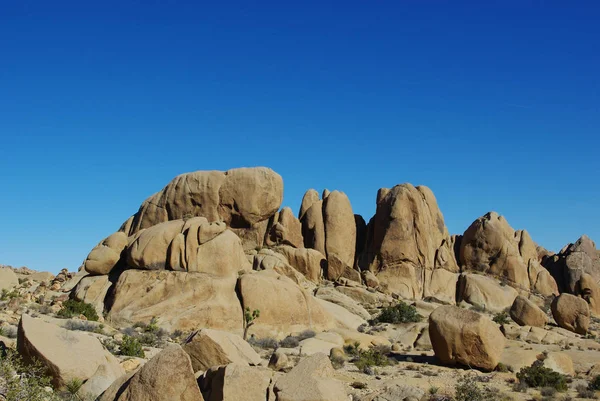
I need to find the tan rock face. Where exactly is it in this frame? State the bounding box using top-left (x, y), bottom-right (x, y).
top-left (577, 273), bottom-right (600, 317)
top-left (0, 267), bottom-right (18, 291)
top-left (545, 236), bottom-right (600, 294)
top-left (98, 345), bottom-right (204, 401)
top-left (72, 275), bottom-right (111, 316)
top-left (323, 191), bottom-right (356, 272)
top-left (273, 353), bottom-right (347, 401)
top-left (200, 364), bottom-right (273, 401)
top-left (237, 271), bottom-right (336, 338)
top-left (125, 219), bottom-right (249, 276)
top-left (107, 270), bottom-right (243, 334)
top-left (510, 295), bottom-right (548, 327)
top-left (551, 293), bottom-right (590, 334)
top-left (428, 305), bottom-right (505, 371)
top-left (182, 328), bottom-right (261, 373)
top-left (125, 167), bottom-right (282, 235)
top-left (275, 245), bottom-right (324, 283)
top-left (300, 200), bottom-right (326, 255)
top-left (17, 314), bottom-right (122, 388)
top-left (298, 189), bottom-right (320, 220)
top-left (457, 273), bottom-right (518, 313)
top-left (267, 207), bottom-right (303, 248)
top-left (363, 184), bottom-right (458, 299)
top-left (460, 212), bottom-right (558, 296)
top-left (84, 232), bottom-right (129, 275)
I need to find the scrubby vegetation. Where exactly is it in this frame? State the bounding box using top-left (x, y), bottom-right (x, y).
top-left (64, 319), bottom-right (103, 334)
top-left (279, 330), bottom-right (316, 348)
top-left (0, 349), bottom-right (61, 401)
top-left (131, 317), bottom-right (168, 347)
top-left (248, 336), bottom-right (279, 350)
top-left (492, 311), bottom-right (511, 325)
top-left (120, 335), bottom-right (145, 358)
top-left (243, 307), bottom-right (260, 340)
top-left (370, 301), bottom-right (422, 324)
top-left (516, 361), bottom-right (568, 392)
top-left (454, 375), bottom-right (511, 401)
top-left (56, 299), bottom-right (99, 321)
top-left (344, 342), bottom-right (392, 374)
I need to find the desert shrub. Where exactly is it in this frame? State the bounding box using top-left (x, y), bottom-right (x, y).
top-left (56, 299), bottom-right (99, 321)
top-left (65, 377), bottom-right (83, 395)
top-left (64, 319), bottom-right (100, 333)
top-left (590, 375), bottom-right (600, 391)
top-left (0, 349), bottom-right (61, 401)
top-left (493, 311), bottom-right (511, 325)
top-left (455, 375), bottom-right (484, 401)
top-left (371, 301), bottom-right (422, 324)
top-left (351, 381), bottom-right (367, 389)
top-left (296, 330), bottom-right (316, 341)
top-left (279, 336), bottom-right (300, 348)
top-left (577, 384), bottom-right (597, 399)
top-left (352, 347), bottom-right (390, 373)
top-left (516, 361), bottom-right (568, 392)
top-left (248, 336), bottom-right (278, 350)
top-left (495, 362), bottom-right (510, 372)
top-left (540, 387), bottom-right (557, 397)
top-left (120, 335), bottom-right (145, 358)
top-left (429, 386), bottom-right (439, 395)
top-left (1, 288), bottom-right (20, 301)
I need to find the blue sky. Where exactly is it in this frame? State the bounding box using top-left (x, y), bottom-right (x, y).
top-left (1, 1), bottom-right (598, 274)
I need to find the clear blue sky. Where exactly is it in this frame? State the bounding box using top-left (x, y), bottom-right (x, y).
top-left (1, 1), bottom-right (599, 274)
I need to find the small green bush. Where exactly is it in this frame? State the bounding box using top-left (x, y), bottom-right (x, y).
top-left (493, 311), bottom-right (511, 325)
top-left (516, 361), bottom-right (568, 392)
top-left (120, 335), bottom-right (145, 358)
top-left (1, 288), bottom-right (20, 301)
top-left (589, 375), bottom-right (600, 391)
top-left (371, 301), bottom-right (422, 324)
top-left (577, 384), bottom-right (597, 399)
top-left (57, 299), bottom-right (99, 321)
top-left (0, 349), bottom-right (61, 401)
top-left (455, 376), bottom-right (484, 401)
top-left (352, 347), bottom-right (390, 373)
top-left (65, 377), bottom-right (83, 395)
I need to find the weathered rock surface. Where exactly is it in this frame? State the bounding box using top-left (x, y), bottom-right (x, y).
top-left (84, 232), bottom-right (129, 275)
top-left (0, 267), bottom-right (18, 291)
top-left (457, 273), bottom-right (518, 313)
top-left (238, 271), bottom-right (336, 338)
top-left (362, 184), bottom-right (458, 299)
top-left (126, 167), bottom-right (283, 234)
top-left (460, 212), bottom-right (558, 296)
top-left (543, 235), bottom-right (600, 293)
top-left (108, 270), bottom-right (243, 333)
top-left (577, 273), bottom-right (600, 317)
top-left (510, 295), bottom-right (548, 327)
top-left (79, 360), bottom-right (127, 400)
top-left (72, 274), bottom-right (111, 316)
top-left (429, 306), bottom-right (505, 371)
top-left (300, 200), bottom-right (326, 255)
top-left (200, 364), bottom-right (272, 401)
top-left (17, 314), bottom-right (121, 388)
top-left (323, 191), bottom-right (356, 274)
top-left (275, 245), bottom-right (324, 283)
top-left (273, 353), bottom-right (347, 401)
top-left (98, 345), bottom-right (204, 401)
top-left (182, 328), bottom-right (261, 373)
top-left (551, 293), bottom-right (590, 334)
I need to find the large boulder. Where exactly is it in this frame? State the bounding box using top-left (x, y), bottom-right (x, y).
top-left (72, 275), bottom-right (111, 316)
top-left (314, 287), bottom-right (371, 320)
top-left (98, 345), bottom-right (204, 401)
top-left (428, 306), bottom-right (505, 371)
top-left (275, 246), bottom-right (324, 283)
top-left (200, 364), bottom-right (273, 401)
top-left (300, 200), bottom-right (326, 255)
top-left (17, 314), bottom-right (122, 388)
top-left (457, 273), bottom-right (518, 313)
top-left (0, 267), bottom-right (18, 291)
top-left (362, 184), bottom-right (458, 298)
top-left (125, 167), bottom-right (283, 235)
top-left (273, 353), bottom-right (347, 401)
top-left (298, 189), bottom-right (320, 220)
top-left (79, 360), bottom-right (127, 400)
top-left (551, 293), bottom-right (590, 334)
top-left (182, 329), bottom-right (261, 373)
top-left (107, 270), bottom-right (243, 334)
top-left (510, 295), bottom-right (548, 327)
top-left (84, 232), bottom-right (129, 275)
top-left (577, 273), bottom-right (600, 317)
top-left (266, 207), bottom-right (303, 248)
top-left (543, 235), bottom-right (600, 293)
top-left (237, 271), bottom-right (336, 338)
top-left (323, 191), bottom-right (356, 275)
top-left (460, 212), bottom-right (558, 296)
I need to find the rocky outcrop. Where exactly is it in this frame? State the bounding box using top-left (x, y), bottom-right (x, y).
top-left (98, 345), bottom-right (204, 401)
top-left (510, 295), bottom-right (548, 327)
top-left (0, 267), bottom-right (18, 291)
top-left (457, 273), bottom-right (518, 313)
top-left (125, 167), bottom-right (283, 234)
top-left (72, 275), bottom-right (111, 316)
top-left (543, 235), bottom-right (600, 294)
top-left (429, 306), bottom-right (505, 371)
top-left (275, 246), bottom-right (324, 283)
top-left (237, 271), bottom-right (337, 338)
top-left (577, 273), bottom-right (600, 317)
top-left (273, 353), bottom-right (347, 401)
top-left (84, 232), bottom-right (128, 275)
top-left (362, 184), bottom-right (458, 299)
top-left (266, 207), bottom-right (303, 248)
top-left (108, 270), bottom-right (244, 333)
top-left (551, 293), bottom-right (590, 334)
top-left (17, 314), bottom-right (122, 388)
top-left (200, 364), bottom-right (273, 401)
top-left (460, 212), bottom-right (558, 296)
top-left (182, 328), bottom-right (261, 373)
